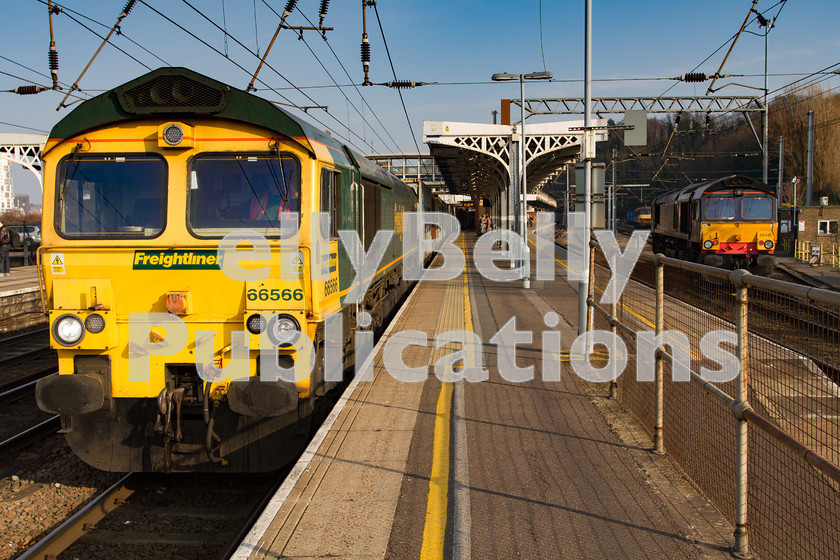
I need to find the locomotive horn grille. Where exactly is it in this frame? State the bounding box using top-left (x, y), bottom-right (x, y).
top-left (116, 72), bottom-right (230, 115)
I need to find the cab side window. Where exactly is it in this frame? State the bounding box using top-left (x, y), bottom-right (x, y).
top-left (320, 169), bottom-right (340, 238)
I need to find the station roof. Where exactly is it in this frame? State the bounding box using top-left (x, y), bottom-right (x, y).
top-left (422, 120), bottom-right (605, 205)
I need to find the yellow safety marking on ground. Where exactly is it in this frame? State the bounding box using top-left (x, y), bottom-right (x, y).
top-left (420, 380), bottom-right (453, 560)
top-left (420, 236), bottom-right (472, 559)
top-left (528, 236), bottom-right (572, 272)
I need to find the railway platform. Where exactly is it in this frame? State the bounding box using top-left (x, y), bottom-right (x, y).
top-left (0, 265), bottom-right (45, 333)
top-left (774, 254), bottom-right (840, 291)
top-left (233, 234), bottom-right (733, 560)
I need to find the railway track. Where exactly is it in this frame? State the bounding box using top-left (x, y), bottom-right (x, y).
top-left (0, 371), bottom-right (60, 452)
top-left (584, 243), bottom-right (840, 385)
top-left (17, 471), bottom-right (285, 560)
top-left (0, 329), bottom-right (57, 386)
top-left (0, 329), bottom-right (50, 363)
top-left (9, 279), bottom-right (415, 559)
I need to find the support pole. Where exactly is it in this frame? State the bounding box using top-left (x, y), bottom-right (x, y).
top-left (521, 75), bottom-right (531, 288)
top-left (653, 259), bottom-right (665, 455)
top-left (806, 110), bottom-right (815, 206)
top-left (611, 148), bottom-right (617, 231)
top-left (777, 135), bottom-right (784, 202)
top-left (762, 25), bottom-right (769, 184)
top-left (578, 0), bottom-right (592, 336)
top-left (733, 281), bottom-right (751, 558)
top-left (587, 241), bottom-right (595, 334)
top-left (609, 251), bottom-right (618, 399)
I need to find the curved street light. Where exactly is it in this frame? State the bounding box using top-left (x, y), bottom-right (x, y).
top-left (491, 71), bottom-right (553, 288)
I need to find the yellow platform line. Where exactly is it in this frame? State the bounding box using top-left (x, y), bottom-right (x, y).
top-left (420, 236), bottom-right (474, 559)
top-left (419, 379), bottom-right (452, 560)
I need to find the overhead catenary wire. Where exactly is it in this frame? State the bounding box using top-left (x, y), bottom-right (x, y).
top-left (0, 54), bottom-right (84, 95)
top-left (145, 0), bottom-right (373, 153)
top-left (246, 0), bottom-right (298, 92)
top-left (32, 0), bottom-right (170, 67)
top-left (371, 2), bottom-right (422, 155)
top-left (221, 0), bottom-right (229, 57)
top-left (279, 3), bottom-right (402, 153)
top-left (0, 68), bottom-right (87, 102)
top-left (56, 0), bottom-right (142, 111)
top-left (291, 5), bottom-right (400, 154)
top-left (0, 121), bottom-right (50, 133)
top-left (291, 9), bottom-right (397, 154)
top-left (176, 0), bottom-right (379, 154)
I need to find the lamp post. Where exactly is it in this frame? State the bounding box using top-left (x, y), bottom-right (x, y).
top-left (753, 9), bottom-right (775, 184)
top-left (492, 71), bottom-right (553, 288)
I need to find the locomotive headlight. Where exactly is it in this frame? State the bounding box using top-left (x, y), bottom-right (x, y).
top-left (703, 240), bottom-right (714, 250)
top-left (764, 240), bottom-right (774, 250)
top-left (84, 313), bottom-right (106, 334)
top-left (268, 314), bottom-right (301, 347)
top-left (162, 123), bottom-right (184, 145)
top-left (246, 313), bottom-right (267, 334)
top-left (53, 314), bottom-right (85, 346)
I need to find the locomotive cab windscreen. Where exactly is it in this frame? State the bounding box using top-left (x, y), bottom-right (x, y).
top-left (56, 154), bottom-right (167, 238)
top-left (702, 190), bottom-right (774, 221)
top-left (188, 152), bottom-right (301, 238)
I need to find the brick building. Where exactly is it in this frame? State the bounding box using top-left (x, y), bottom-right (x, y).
top-left (778, 205), bottom-right (840, 250)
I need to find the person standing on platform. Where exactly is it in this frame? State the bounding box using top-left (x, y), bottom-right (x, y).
top-left (0, 223), bottom-right (12, 277)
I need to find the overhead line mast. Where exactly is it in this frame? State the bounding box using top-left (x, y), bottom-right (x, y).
top-left (57, 0), bottom-right (138, 111)
top-left (247, 0), bottom-right (298, 92)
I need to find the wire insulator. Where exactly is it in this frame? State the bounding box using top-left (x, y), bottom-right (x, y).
top-left (49, 49), bottom-right (59, 70)
top-left (682, 73), bottom-right (708, 83)
top-left (386, 81), bottom-right (422, 89)
top-left (15, 85), bottom-right (46, 95)
top-left (121, 0), bottom-right (136, 16)
top-left (319, 0), bottom-right (330, 19)
top-left (361, 41), bottom-right (370, 63)
top-left (284, 0), bottom-right (298, 14)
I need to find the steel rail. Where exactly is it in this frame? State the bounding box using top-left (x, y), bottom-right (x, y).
top-left (17, 473), bottom-right (136, 560)
top-left (0, 369), bottom-right (58, 398)
top-left (0, 416), bottom-right (61, 453)
top-left (0, 328), bottom-right (48, 346)
top-left (0, 345), bottom-right (54, 368)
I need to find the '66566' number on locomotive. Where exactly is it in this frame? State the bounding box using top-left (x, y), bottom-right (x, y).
top-left (246, 288), bottom-right (304, 302)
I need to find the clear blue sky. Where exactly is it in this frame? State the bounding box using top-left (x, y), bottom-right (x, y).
top-left (3, 0), bottom-right (838, 203)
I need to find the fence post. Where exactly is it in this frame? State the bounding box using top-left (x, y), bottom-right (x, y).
top-left (653, 257), bottom-right (665, 455)
top-left (587, 242), bottom-right (596, 333)
top-left (733, 273), bottom-right (751, 558)
top-left (609, 252), bottom-right (618, 399)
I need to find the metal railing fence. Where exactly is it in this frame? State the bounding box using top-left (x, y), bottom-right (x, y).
top-left (794, 239), bottom-right (840, 268)
top-left (587, 242), bottom-right (840, 559)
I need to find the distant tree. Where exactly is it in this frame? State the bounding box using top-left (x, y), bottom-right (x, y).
top-left (0, 208), bottom-right (24, 224)
top-left (770, 86), bottom-right (840, 203)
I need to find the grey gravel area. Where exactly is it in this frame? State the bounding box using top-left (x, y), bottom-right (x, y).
top-left (0, 433), bottom-right (121, 559)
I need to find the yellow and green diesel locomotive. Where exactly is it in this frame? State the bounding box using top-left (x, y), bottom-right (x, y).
top-left (34, 67), bottom-right (418, 472)
top-left (651, 174), bottom-right (777, 272)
